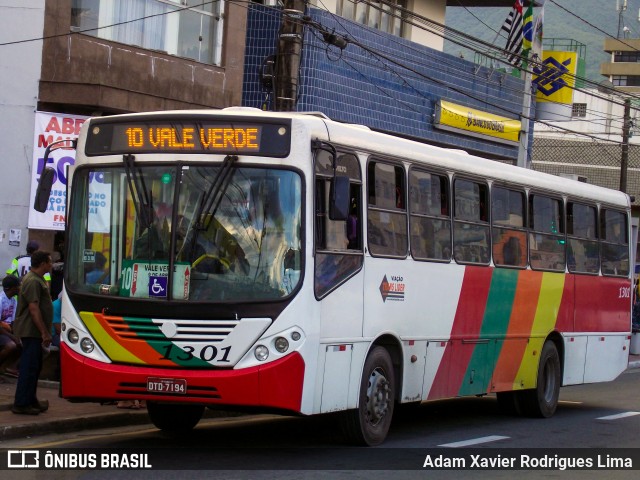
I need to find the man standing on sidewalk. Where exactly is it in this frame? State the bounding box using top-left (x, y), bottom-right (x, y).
top-left (11, 251), bottom-right (53, 415)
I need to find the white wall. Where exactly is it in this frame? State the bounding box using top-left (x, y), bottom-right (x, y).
top-left (312, 0), bottom-right (448, 51)
top-left (534, 89), bottom-right (640, 145)
top-left (0, 1), bottom-right (45, 271)
top-left (409, 0), bottom-right (446, 50)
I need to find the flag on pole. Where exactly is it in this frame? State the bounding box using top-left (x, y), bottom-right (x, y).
top-left (522, 2), bottom-right (534, 53)
top-left (532, 0), bottom-right (546, 60)
top-left (501, 0), bottom-right (524, 67)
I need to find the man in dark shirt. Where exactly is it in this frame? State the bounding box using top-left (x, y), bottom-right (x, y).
top-left (12, 251), bottom-right (53, 415)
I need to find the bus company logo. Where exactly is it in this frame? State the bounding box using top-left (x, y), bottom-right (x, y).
top-left (379, 275), bottom-right (405, 303)
top-left (7, 450), bottom-right (39, 468)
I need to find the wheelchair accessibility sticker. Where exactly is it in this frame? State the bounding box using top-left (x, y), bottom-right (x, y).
top-left (149, 276), bottom-right (168, 297)
top-left (119, 259), bottom-right (190, 300)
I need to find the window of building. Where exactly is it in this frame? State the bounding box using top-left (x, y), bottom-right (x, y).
top-left (71, 0), bottom-right (222, 65)
top-left (612, 75), bottom-right (640, 87)
top-left (572, 103), bottom-right (587, 117)
top-left (367, 160), bottom-right (408, 257)
top-left (338, 0), bottom-right (406, 37)
top-left (409, 168), bottom-right (451, 261)
top-left (600, 208), bottom-right (629, 277)
top-left (566, 202), bottom-right (599, 274)
top-left (614, 51), bottom-right (640, 62)
top-left (453, 178), bottom-right (489, 264)
top-left (529, 194), bottom-right (565, 271)
top-left (491, 186), bottom-right (526, 268)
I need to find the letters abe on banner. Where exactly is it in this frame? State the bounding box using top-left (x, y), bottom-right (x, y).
top-left (28, 112), bottom-right (89, 231)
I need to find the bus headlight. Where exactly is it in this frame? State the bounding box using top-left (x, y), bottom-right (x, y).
top-left (254, 345), bottom-right (269, 361)
top-left (274, 336), bottom-right (289, 353)
top-left (80, 337), bottom-right (95, 354)
top-left (68, 329), bottom-right (79, 344)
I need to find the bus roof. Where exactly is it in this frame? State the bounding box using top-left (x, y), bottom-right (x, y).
top-left (84, 108), bottom-right (630, 209)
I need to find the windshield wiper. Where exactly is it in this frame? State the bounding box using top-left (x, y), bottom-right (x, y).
top-left (123, 154), bottom-right (153, 230)
top-left (194, 155), bottom-right (238, 231)
top-left (188, 155), bottom-right (238, 260)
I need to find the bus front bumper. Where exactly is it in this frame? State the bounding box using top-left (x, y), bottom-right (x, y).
top-left (60, 343), bottom-right (305, 413)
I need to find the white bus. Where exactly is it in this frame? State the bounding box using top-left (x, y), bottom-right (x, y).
top-left (44, 108), bottom-right (632, 445)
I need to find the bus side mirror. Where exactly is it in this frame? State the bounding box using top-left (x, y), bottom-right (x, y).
top-left (34, 167), bottom-right (55, 213)
top-left (329, 176), bottom-right (350, 221)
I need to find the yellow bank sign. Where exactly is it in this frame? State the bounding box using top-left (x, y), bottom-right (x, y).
top-left (534, 50), bottom-right (577, 105)
top-left (435, 100), bottom-right (521, 145)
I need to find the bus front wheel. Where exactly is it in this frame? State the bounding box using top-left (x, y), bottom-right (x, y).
top-left (340, 346), bottom-right (395, 446)
top-left (519, 340), bottom-right (561, 418)
top-left (147, 402), bottom-right (204, 433)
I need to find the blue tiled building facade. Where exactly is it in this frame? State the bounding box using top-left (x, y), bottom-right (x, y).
top-left (242, 6), bottom-right (527, 163)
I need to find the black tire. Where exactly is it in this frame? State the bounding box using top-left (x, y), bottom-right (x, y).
top-left (147, 402), bottom-right (204, 433)
top-left (340, 346), bottom-right (395, 446)
top-left (518, 341), bottom-right (561, 418)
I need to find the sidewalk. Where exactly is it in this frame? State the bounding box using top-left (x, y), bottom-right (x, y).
top-left (1, 355), bottom-right (639, 443)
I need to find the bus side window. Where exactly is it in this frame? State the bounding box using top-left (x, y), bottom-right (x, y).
top-left (314, 150), bottom-right (363, 298)
top-left (453, 178), bottom-right (490, 265)
top-left (491, 186), bottom-right (526, 268)
top-left (409, 168), bottom-right (451, 262)
top-left (601, 208), bottom-right (629, 276)
top-left (367, 160), bottom-right (408, 257)
top-left (529, 194), bottom-right (565, 272)
top-left (567, 202), bottom-right (599, 274)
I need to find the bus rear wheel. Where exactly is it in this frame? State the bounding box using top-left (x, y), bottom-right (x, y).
top-left (147, 402), bottom-right (204, 433)
top-left (518, 340), bottom-right (561, 418)
top-left (340, 346), bottom-right (395, 446)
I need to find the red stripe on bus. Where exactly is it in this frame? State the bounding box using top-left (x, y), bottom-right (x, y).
top-left (428, 266), bottom-right (493, 399)
top-left (574, 276), bottom-right (631, 333)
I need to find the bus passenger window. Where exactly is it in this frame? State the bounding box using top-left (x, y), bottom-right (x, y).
top-left (409, 168), bottom-right (451, 261)
top-left (567, 202), bottom-right (599, 274)
top-left (491, 186), bottom-right (526, 268)
top-left (601, 209), bottom-right (629, 276)
top-left (453, 178), bottom-right (489, 265)
top-left (314, 149), bottom-right (364, 298)
top-left (529, 194), bottom-right (565, 272)
top-left (367, 161), bottom-right (408, 257)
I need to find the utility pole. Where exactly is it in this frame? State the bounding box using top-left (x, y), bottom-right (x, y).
top-left (274, 0), bottom-right (305, 112)
top-left (517, 69), bottom-right (533, 169)
top-left (620, 97), bottom-right (631, 193)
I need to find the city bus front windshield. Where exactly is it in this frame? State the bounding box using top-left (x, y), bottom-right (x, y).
top-left (66, 164), bottom-right (302, 303)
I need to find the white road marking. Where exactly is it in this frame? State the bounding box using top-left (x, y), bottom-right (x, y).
top-left (439, 435), bottom-right (510, 448)
top-left (596, 411), bottom-right (640, 420)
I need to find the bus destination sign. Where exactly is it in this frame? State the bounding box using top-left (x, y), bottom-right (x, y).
top-left (85, 118), bottom-right (291, 157)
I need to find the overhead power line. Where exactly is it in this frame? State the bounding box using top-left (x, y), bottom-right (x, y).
top-left (0, 0), bottom-right (634, 146)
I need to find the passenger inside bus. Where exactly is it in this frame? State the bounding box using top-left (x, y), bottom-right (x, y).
top-left (85, 252), bottom-right (109, 284)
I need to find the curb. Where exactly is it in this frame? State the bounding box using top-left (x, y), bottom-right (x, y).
top-left (0, 411), bottom-right (151, 441)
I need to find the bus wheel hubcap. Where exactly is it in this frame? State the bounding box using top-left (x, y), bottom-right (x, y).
top-left (366, 368), bottom-right (390, 425)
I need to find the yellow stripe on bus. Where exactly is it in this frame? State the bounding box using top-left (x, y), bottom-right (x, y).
top-left (513, 272), bottom-right (565, 389)
top-left (80, 312), bottom-right (143, 364)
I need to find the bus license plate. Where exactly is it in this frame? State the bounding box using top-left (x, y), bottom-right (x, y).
top-left (147, 377), bottom-right (187, 394)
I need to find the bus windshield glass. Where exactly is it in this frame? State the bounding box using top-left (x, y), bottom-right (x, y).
top-left (66, 164), bottom-right (302, 302)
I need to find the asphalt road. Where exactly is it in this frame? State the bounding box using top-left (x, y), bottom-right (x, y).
top-left (6, 369), bottom-right (640, 479)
